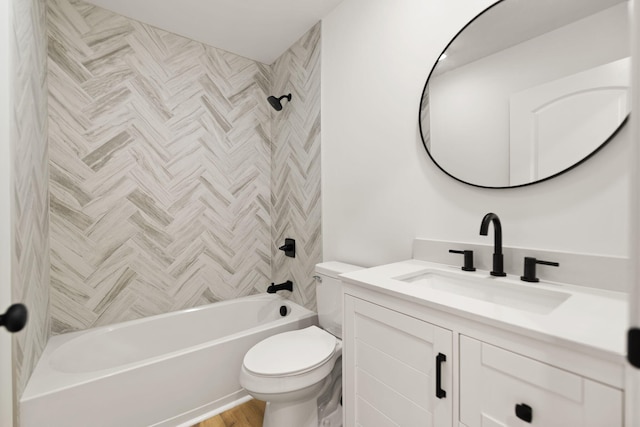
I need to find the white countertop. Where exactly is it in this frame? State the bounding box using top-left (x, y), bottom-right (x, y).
top-left (340, 259), bottom-right (628, 361)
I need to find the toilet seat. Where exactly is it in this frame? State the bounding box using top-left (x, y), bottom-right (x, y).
top-left (243, 326), bottom-right (337, 377)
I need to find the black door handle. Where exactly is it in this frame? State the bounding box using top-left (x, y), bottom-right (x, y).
top-left (515, 403), bottom-right (533, 423)
top-left (435, 352), bottom-right (446, 399)
top-left (0, 303), bottom-right (28, 333)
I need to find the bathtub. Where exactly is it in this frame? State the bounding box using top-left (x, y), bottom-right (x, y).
top-left (20, 294), bottom-right (317, 427)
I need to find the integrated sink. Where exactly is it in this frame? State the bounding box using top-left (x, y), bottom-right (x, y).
top-left (396, 270), bottom-right (570, 314)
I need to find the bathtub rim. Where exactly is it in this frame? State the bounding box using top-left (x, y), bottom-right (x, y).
top-left (21, 293), bottom-right (316, 401)
top-left (48, 293), bottom-right (312, 374)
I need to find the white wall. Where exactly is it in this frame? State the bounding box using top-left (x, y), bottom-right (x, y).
top-left (321, 0), bottom-right (631, 271)
top-left (429, 3), bottom-right (629, 187)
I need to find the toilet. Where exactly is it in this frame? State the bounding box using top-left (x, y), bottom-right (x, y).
top-left (239, 262), bottom-right (362, 427)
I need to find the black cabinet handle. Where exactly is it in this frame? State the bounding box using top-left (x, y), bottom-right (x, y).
top-left (515, 403), bottom-right (533, 423)
top-left (435, 352), bottom-right (446, 399)
top-left (629, 327), bottom-right (640, 368)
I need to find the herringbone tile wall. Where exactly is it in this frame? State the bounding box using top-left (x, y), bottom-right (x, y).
top-left (271, 24), bottom-right (322, 309)
top-left (11, 0), bottom-right (50, 400)
top-left (48, 0), bottom-right (274, 333)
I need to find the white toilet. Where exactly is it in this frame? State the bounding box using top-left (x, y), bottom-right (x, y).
top-left (239, 262), bottom-right (362, 427)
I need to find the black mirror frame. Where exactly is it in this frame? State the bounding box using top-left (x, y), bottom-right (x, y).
top-left (418, 0), bottom-right (630, 189)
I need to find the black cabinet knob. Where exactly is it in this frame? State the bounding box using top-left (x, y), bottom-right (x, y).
top-left (0, 303), bottom-right (28, 333)
top-left (515, 403), bottom-right (533, 423)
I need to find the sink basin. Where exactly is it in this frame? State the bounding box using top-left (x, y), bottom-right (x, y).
top-left (396, 270), bottom-right (570, 314)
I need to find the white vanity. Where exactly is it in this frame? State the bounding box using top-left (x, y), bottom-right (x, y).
top-left (340, 258), bottom-right (627, 427)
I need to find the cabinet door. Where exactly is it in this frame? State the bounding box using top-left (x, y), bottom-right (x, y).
top-left (459, 336), bottom-right (623, 427)
top-left (344, 295), bottom-right (453, 427)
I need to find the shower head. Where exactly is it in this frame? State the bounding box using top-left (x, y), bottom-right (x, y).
top-left (267, 93), bottom-right (292, 111)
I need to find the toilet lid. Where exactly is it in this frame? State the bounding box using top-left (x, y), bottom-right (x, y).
top-left (243, 326), bottom-right (337, 376)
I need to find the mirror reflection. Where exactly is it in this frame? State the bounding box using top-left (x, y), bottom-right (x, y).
top-left (419, 0), bottom-right (630, 188)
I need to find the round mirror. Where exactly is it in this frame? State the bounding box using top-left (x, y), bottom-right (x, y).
top-left (419, 0), bottom-right (630, 188)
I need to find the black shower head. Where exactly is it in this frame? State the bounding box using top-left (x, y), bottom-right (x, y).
top-left (267, 93), bottom-right (292, 111)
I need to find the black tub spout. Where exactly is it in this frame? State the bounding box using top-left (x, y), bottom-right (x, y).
top-left (267, 280), bottom-right (293, 293)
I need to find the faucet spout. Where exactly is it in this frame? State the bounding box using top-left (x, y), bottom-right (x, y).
top-left (267, 280), bottom-right (293, 294)
top-left (479, 212), bottom-right (506, 276)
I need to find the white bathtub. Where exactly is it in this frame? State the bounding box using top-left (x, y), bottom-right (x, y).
top-left (20, 294), bottom-right (317, 427)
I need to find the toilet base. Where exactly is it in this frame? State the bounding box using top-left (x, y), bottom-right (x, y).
top-left (240, 346), bottom-right (343, 427)
top-left (263, 398), bottom-right (318, 427)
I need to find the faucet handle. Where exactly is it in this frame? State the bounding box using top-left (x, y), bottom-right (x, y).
top-left (278, 238), bottom-right (296, 258)
top-left (521, 257), bottom-right (559, 282)
top-left (449, 249), bottom-right (476, 271)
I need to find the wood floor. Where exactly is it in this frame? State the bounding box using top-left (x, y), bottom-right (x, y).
top-left (191, 399), bottom-right (266, 427)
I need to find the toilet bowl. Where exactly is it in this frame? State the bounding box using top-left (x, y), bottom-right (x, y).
top-left (239, 262), bottom-right (362, 427)
top-left (240, 326), bottom-right (342, 427)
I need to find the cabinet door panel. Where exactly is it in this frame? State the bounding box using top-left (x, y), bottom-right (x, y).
top-left (481, 414), bottom-right (507, 427)
top-left (357, 369), bottom-right (433, 426)
top-left (460, 336), bottom-right (622, 427)
top-left (344, 296), bottom-right (453, 427)
top-left (356, 396), bottom-right (398, 427)
top-left (480, 338), bottom-right (582, 402)
top-left (356, 339), bottom-right (430, 407)
top-left (354, 302), bottom-right (435, 373)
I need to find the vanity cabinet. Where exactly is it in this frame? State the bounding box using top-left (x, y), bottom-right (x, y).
top-left (343, 295), bottom-right (453, 427)
top-left (460, 336), bottom-right (622, 427)
top-left (343, 287), bottom-right (624, 427)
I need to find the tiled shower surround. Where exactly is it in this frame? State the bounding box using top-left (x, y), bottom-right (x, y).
top-left (47, 0), bottom-right (322, 332)
top-left (270, 25), bottom-right (322, 309)
top-left (12, 0), bottom-right (50, 402)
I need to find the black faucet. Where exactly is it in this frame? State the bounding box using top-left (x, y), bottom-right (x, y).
top-left (479, 213), bottom-right (506, 277)
top-left (267, 280), bottom-right (293, 293)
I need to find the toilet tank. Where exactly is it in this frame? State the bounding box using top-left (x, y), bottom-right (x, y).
top-left (315, 261), bottom-right (363, 339)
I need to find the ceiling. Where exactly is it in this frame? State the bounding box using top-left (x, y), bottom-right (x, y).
top-left (84, 0), bottom-right (344, 64)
